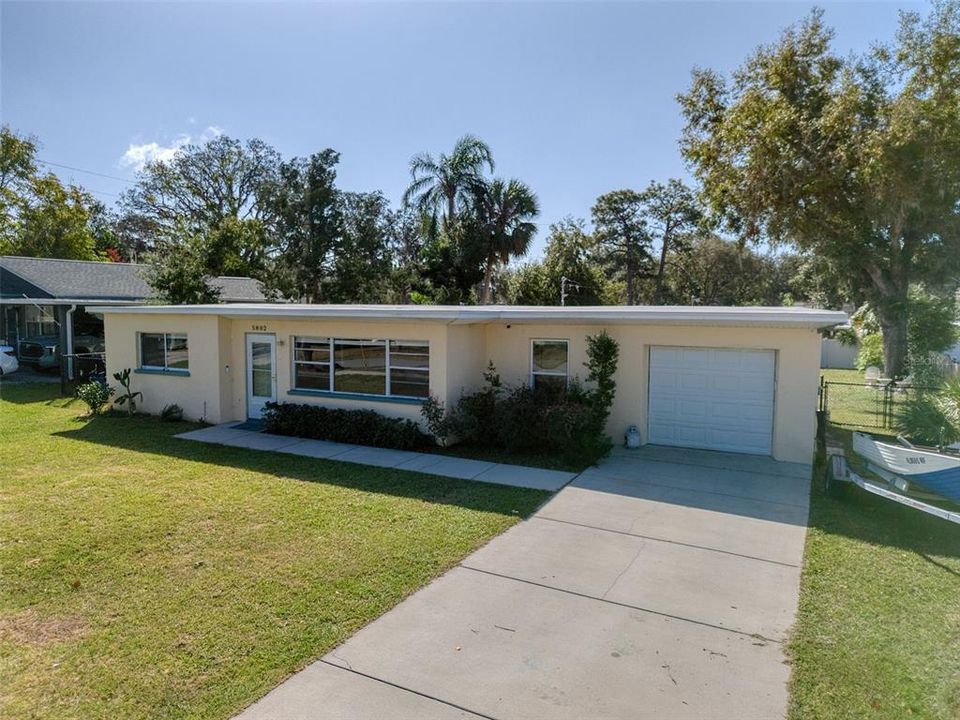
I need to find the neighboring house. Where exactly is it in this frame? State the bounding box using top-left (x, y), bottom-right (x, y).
top-left (0, 256), bottom-right (267, 378)
top-left (93, 304), bottom-right (846, 463)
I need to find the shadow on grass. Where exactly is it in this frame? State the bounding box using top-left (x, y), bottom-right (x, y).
top-left (0, 380), bottom-right (77, 406)
top-left (52, 413), bottom-right (550, 518)
top-left (810, 428), bottom-right (960, 562)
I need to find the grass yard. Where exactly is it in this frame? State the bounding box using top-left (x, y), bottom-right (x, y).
top-left (788, 426), bottom-right (960, 720)
top-left (820, 367), bottom-right (888, 430)
top-left (432, 442), bottom-right (590, 472)
top-left (820, 368), bottom-right (863, 383)
top-left (0, 383), bottom-right (548, 720)
top-left (820, 367), bottom-right (923, 432)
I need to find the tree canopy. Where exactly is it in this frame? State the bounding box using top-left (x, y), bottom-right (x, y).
top-left (591, 190), bottom-right (651, 305)
top-left (678, 2), bottom-right (960, 376)
top-left (0, 126), bottom-right (104, 260)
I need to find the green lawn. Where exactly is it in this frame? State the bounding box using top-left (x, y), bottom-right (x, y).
top-left (820, 367), bottom-right (918, 432)
top-left (820, 368), bottom-right (863, 383)
top-left (0, 383), bottom-right (548, 720)
top-left (788, 426), bottom-right (960, 719)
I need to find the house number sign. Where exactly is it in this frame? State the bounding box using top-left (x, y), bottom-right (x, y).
top-left (251, 324), bottom-right (268, 331)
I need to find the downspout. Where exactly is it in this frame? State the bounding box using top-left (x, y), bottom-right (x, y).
top-left (65, 304), bottom-right (77, 381)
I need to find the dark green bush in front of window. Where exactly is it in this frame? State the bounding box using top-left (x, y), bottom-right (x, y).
top-left (427, 332), bottom-right (620, 467)
top-left (263, 402), bottom-right (433, 451)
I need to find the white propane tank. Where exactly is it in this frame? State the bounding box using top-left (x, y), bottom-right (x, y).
top-left (625, 425), bottom-right (641, 449)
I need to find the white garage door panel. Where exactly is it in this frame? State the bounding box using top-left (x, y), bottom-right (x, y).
top-left (648, 347), bottom-right (775, 455)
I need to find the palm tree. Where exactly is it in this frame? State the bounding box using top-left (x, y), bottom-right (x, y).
top-left (475, 178), bottom-right (540, 304)
top-left (402, 135), bottom-right (494, 227)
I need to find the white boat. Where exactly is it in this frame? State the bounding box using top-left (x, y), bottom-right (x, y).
top-left (852, 432), bottom-right (960, 503)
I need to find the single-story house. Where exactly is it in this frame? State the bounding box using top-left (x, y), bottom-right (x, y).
top-left (92, 304), bottom-right (846, 463)
top-left (0, 255), bottom-right (267, 378)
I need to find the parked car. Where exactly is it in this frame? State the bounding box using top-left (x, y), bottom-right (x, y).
top-left (17, 335), bottom-right (105, 372)
top-left (0, 345), bottom-right (19, 375)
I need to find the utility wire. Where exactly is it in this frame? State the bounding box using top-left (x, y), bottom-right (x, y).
top-left (85, 189), bottom-right (122, 199)
top-left (37, 159), bottom-right (137, 185)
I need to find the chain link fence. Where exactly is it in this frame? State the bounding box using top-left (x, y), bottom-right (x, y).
top-left (819, 378), bottom-right (937, 432)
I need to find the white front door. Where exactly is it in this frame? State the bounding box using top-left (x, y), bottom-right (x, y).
top-left (246, 333), bottom-right (277, 419)
top-left (648, 346), bottom-right (776, 455)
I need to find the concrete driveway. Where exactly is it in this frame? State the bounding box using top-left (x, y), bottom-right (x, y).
top-left (236, 445), bottom-right (811, 720)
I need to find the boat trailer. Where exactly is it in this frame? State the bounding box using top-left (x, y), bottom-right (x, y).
top-left (824, 448), bottom-right (960, 525)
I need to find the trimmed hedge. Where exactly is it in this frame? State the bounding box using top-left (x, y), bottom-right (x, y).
top-left (262, 401), bottom-right (433, 451)
top-left (449, 381), bottom-right (609, 466)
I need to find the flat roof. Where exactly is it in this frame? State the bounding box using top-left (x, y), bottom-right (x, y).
top-left (87, 303), bottom-right (848, 329)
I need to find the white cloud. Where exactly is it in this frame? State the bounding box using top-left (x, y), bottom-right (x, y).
top-left (119, 125), bottom-right (223, 171)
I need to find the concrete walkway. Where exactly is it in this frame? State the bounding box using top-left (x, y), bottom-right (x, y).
top-left (235, 445), bottom-right (812, 720)
top-left (175, 423), bottom-right (577, 491)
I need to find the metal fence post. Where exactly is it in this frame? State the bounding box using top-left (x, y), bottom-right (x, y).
top-left (884, 382), bottom-right (893, 429)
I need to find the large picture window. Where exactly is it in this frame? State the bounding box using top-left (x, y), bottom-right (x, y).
top-left (139, 332), bottom-right (189, 371)
top-left (335, 339), bottom-right (387, 395)
top-left (531, 339), bottom-right (568, 391)
top-left (293, 337), bottom-right (430, 399)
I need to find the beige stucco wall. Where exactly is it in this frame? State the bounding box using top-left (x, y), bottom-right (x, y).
top-left (220, 317), bottom-right (452, 424)
top-left (104, 310), bottom-right (821, 463)
top-left (103, 312), bottom-right (227, 423)
top-left (445, 323), bottom-right (488, 401)
top-left (104, 313), bottom-right (457, 425)
top-left (484, 322), bottom-right (821, 464)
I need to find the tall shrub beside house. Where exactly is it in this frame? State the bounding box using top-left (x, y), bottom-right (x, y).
top-left (584, 330), bottom-right (618, 430)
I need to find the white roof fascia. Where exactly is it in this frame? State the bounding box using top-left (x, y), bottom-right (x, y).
top-left (86, 303), bottom-right (848, 329)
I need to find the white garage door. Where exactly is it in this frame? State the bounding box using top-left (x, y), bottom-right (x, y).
top-left (648, 346), bottom-right (775, 455)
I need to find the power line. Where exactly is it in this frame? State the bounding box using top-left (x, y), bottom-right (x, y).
top-left (37, 159), bottom-right (137, 185)
top-left (85, 188), bottom-right (122, 199)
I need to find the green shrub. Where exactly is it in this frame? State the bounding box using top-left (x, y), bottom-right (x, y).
top-left (855, 333), bottom-right (885, 372)
top-left (431, 332), bottom-right (621, 467)
top-left (896, 376), bottom-right (960, 447)
top-left (420, 396), bottom-right (451, 446)
top-left (445, 362), bottom-right (503, 446)
top-left (75, 381), bottom-right (114, 415)
top-left (908, 352), bottom-right (949, 388)
top-left (584, 330), bottom-right (619, 432)
top-left (263, 402), bottom-right (433, 451)
top-left (112, 368), bottom-right (143, 416)
top-left (444, 379), bottom-right (609, 467)
top-left (160, 404), bottom-right (184, 422)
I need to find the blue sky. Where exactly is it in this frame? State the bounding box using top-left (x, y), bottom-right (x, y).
top-left (2, 1), bottom-right (919, 255)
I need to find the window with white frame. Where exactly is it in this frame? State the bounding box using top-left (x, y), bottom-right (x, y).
top-left (293, 337), bottom-right (332, 390)
top-left (531, 339), bottom-right (568, 391)
top-left (138, 332), bottom-right (189, 371)
top-left (388, 340), bottom-right (430, 397)
top-left (293, 337), bottom-right (430, 398)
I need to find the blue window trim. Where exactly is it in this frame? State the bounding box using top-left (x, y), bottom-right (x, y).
top-left (287, 388), bottom-right (425, 406)
top-left (134, 367), bottom-right (191, 377)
